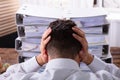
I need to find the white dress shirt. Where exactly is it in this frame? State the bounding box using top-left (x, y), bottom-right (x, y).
top-left (0, 56), bottom-right (120, 80)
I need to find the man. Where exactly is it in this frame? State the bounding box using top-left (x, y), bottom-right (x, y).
top-left (0, 20), bottom-right (120, 80)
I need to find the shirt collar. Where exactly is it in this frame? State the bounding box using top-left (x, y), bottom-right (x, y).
top-left (45, 58), bottom-right (80, 71)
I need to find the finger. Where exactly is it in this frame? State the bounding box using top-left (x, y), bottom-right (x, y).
top-left (44, 36), bottom-right (51, 46)
top-left (73, 26), bottom-right (84, 33)
top-left (72, 27), bottom-right (85, 37)
top-left (73, 33), bottom-right (88, 50)
top-left (41, 36), bottom-right (51, 51)
top-left (72, 33), bottom-right (84, 43)
top-left (42, 28), bottom-right (51, 39)
top-left (42, 28), bottom-right (52, 40)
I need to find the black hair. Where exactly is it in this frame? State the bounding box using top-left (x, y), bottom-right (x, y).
top-left (46, 19), bottom-right (82, 59)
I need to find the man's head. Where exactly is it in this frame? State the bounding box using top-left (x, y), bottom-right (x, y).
top-left (46, 20), bottom-right (82, 60)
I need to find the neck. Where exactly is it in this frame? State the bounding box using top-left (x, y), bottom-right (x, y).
top-left (48, 56), bottom-right (81, 65)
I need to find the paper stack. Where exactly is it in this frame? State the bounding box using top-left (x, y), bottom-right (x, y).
top-left (15, 5), bottom-right (111, 64)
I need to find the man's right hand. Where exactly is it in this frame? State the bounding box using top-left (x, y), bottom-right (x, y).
top-left (72, 27), bottom-right (94, 65)
top-left (36, 28), bottom-right (51, 66)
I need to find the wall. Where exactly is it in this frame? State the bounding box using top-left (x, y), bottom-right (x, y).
top-left (19, 0), bottom-right (95, 8)
top-left (109, 20), bottom-right (120, 47)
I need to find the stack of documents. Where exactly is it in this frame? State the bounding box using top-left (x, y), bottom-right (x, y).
top-left (70, 13), bottom-right (110, 59)
top-left (15, 5), bottom-right (111, 63)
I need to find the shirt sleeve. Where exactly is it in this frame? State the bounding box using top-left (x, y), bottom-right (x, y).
top-left (0, 57), bottom-right (41, 80)
top-left (88, 56), bottom-right (107, 73)
top-left (88, 56), bottom-right (120, 78)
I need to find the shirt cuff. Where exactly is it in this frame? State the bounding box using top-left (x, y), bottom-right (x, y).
top-left (21, 57), bottom-right (41, 73)
top-left (88, 56), bottom-right (107, 73)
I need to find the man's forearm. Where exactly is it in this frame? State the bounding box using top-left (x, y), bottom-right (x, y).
top-left (88, 56), bottom-right (106, 72)
top-left (36, 55), bottom-right (45, 66)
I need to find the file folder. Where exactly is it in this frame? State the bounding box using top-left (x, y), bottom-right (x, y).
top-left (81, 24), bottom-right (109, 34)
top-left (71, 15), bottom-right (108, 27)
top-left (88, 45), bottom-right (109, 58)
top-left (86, 35), bottom-right (108, 45)
top-left (23, 16), bottom-right (56, 26)
top-left (18, 52), bottom-right (39, 58)
top-left (15, 37), bottom-right (40, 52)
top-left (17, 26), bottom-right (47, 37)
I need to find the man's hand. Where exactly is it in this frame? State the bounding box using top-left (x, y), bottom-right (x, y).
top-left (72, 27), bottom-right (94, 65)
top-left (36, 28), bottom-right (51, 66)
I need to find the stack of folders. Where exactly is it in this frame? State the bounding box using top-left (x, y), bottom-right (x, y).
top-left (72, 15), bottom-right (110, 72)
top-left (15, 15), bottom-right (57, 57)
top-left (15, 5), bottom-right (111, 65)
top-left (16, 14), bottom-right (57, 38)
top-left (71, 15), bottom-right (110, 60)
top-left (16, 14), bottom-right (110, 60)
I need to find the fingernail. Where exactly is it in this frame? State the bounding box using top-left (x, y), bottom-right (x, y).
top-left (48, 27), bottom-right (51, 30)
top-left (48, 36), bottom-right (51, 39)
top-left (72, 33), bottom-right (76, 36)
top-left (48, 28), bottom-right (52, 32)
top-left (72, 27), bottom-right (75, 30)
